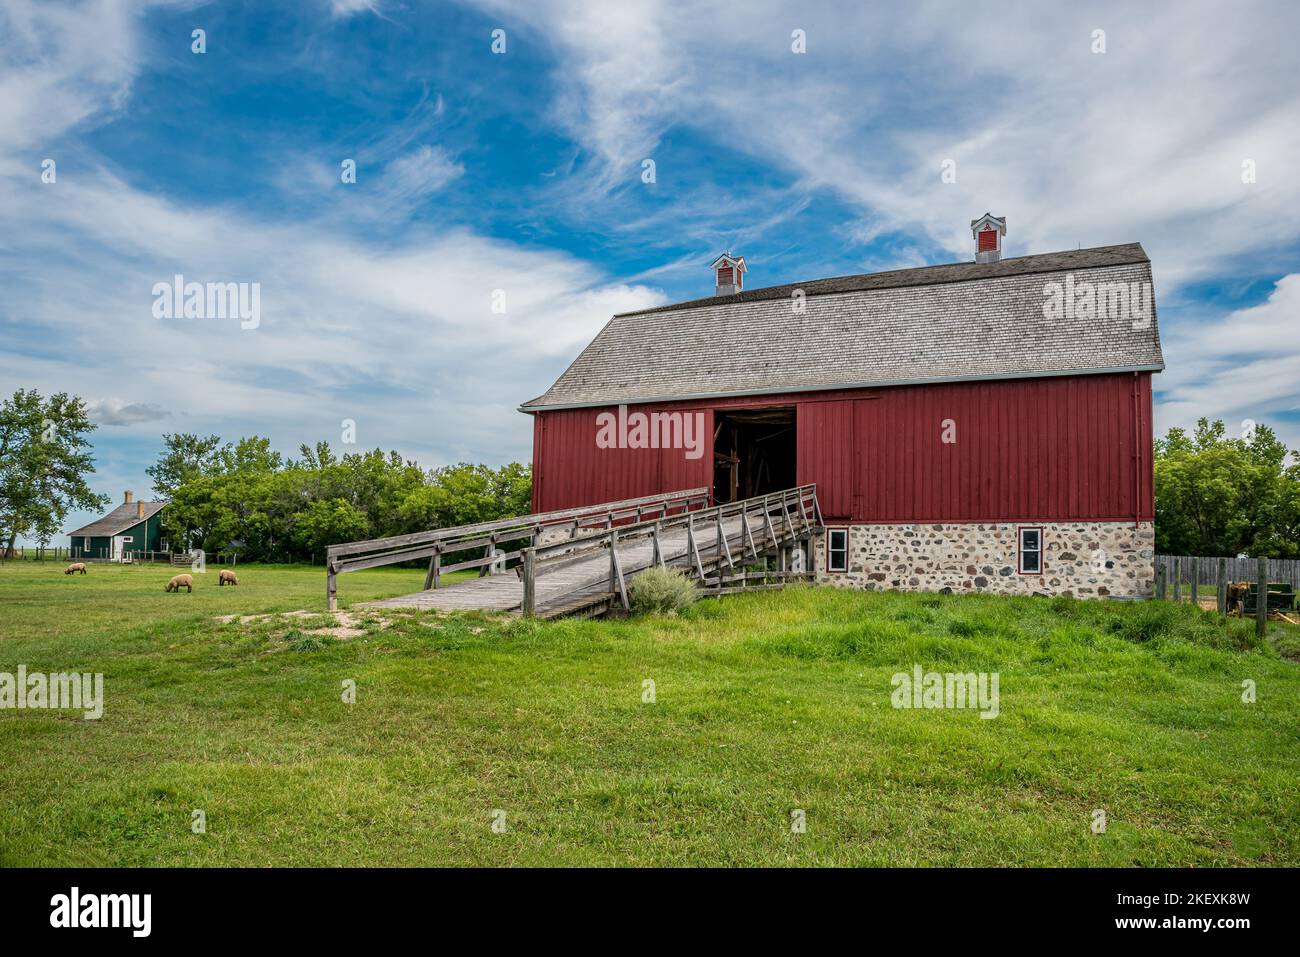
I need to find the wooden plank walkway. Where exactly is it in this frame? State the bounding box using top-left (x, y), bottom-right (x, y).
top-left (361, 511), bottom-right (769, 618)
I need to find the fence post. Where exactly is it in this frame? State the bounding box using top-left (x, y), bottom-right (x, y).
top-left (1216, 558), bottom-right (1228, 615)
top-left (327, 561), bottom-right (338, 612)
top-left (1256, 556), bottom-right (1268, 638)
top-left (522, 548), bottom-right (536, 616)
top-left (424, 545), bottom-right (441, 590)
top-left (1155, 557), bottom-right (1167, 600)
top-left (1172, 556), bottom-right (1181, 603)
top-left (1189, 557), bottom-right (1199, 606)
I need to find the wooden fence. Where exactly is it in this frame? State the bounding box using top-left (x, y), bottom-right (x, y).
top-left (1154, 554), bottom-right (1295, 637)
top-left (1156, 555), bottom-right (1300, 589)
top-left (2, 546), bottom-right (174, 563)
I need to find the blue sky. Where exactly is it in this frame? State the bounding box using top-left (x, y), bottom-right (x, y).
top-left (2, 0), bottom-right (1298, 540)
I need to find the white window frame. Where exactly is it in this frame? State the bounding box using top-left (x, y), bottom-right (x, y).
top-left (1018, 526), bottom-right (1043, 575)
top-left (826, 527), bottom-right (849, 573)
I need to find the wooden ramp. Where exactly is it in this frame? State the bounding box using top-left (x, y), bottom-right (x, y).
top-left (328, 486), bottom-right (821, 619)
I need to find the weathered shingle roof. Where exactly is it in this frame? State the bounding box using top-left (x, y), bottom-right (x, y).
top-left (67, 501), bottom-right (166, 538)
top-left (522, 243), bottom-right (1164, 410)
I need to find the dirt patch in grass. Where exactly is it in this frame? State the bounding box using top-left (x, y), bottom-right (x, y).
top-left (214, 608), bottom-right (395, 639)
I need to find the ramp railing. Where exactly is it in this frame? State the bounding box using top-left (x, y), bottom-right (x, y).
top-left (326, 487), bottom-right (710, 610)
top-left (521, 484), bottom-right (822, 615)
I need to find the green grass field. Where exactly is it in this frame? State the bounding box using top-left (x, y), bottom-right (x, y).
top-left (1, 560), bottom-right (1297, 866)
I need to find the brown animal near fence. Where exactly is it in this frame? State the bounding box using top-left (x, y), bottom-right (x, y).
top-left (1225, 581), bottom-right (1251, 617)
top-left (64, 562), bottom-right (87, 575)
top-left (165, 574), bottom-right (193, 593)
top-left (218, 570), bottom-right (238, 586)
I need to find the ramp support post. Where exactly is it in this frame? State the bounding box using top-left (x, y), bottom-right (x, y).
top-left (522, 548), bottom-right (536, 616)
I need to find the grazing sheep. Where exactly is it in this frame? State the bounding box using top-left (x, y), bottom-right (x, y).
top-left (218, 570), bottom-right (238, 586)
top-left (64, 562), bottom-right (88, 575)
top-left (1226, 581), bottom-right (1251, 617)
top-left (165, 574), bottom-right (193, 593)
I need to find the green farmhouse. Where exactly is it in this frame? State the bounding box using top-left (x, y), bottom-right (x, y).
top-left (68, 491), bottom-right (167, 561)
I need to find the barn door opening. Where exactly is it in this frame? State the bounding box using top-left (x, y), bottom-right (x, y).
top-left (713, 407), bottom-right (796, 503)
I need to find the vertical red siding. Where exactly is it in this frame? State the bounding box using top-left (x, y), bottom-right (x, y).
top-left (529, 404), bottom-right (713, 512)
top-left (797, 400), bottom-right (854, 518)
top-left (529, 372), bottom-right (1155, 522)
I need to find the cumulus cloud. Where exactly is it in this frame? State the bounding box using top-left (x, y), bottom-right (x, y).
top-left (1155, 275), bottom-right (1300, 446)
top-left (86, 398), bottom-right (170, 426)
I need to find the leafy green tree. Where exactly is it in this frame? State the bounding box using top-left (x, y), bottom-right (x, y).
top-left (146, 433), bottom-right (230, 498)
top-left (291, 498), bottom-right (370, 561)
top-left (0, 389), bottom-right (108, 557)
top-left (149, 431), bottom-right (531, 563)
top-left (398, 462), bottom-right (531, 531)
top-left (1154, 418), bottom-right (1299, 557)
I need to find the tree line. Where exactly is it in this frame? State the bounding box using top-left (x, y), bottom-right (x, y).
top-left (150, 433), bottom-right (531, 562)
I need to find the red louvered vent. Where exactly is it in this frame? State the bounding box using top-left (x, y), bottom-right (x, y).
top-left (978, 229), bottom-right (998, 252)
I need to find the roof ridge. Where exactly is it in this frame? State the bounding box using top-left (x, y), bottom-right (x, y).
top-left (613, 243), bottom-right (1148, 319)
top-left (66, 500), bottom-right (168, 538)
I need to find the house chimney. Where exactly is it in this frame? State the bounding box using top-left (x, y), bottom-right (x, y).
top-left (124, 490), bottom-right (134, 505)
top-left (970, 213), bottom-right (1007, 263)
top-left (137, 501), bottom-right (145, 519)
top-left (710, 253), bottom-right (747, 296)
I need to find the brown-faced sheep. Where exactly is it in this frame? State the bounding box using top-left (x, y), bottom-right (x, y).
top-left (218, 570), bottom-right (238, 586)
top-left (64, 562), bottom-right (88, 575)
top-left (165, 574), bottom-right (193, 593)
top-left (1226, 581), bottom-right (1251, 617)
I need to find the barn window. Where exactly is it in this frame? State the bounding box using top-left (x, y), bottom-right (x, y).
top-left (1018, 527), bottom-right (1043, 574)
top-left (826, 527), bottom-right (849, 573)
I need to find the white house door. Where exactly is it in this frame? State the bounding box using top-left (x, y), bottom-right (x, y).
top-left (112, 535), bottom-right (125, 561)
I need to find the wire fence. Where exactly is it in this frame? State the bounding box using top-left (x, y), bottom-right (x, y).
top-left (0, 547), bottom-right (240, 565)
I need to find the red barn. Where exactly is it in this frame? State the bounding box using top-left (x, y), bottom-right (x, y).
top-left (520, 216), bottom-right (1163, 598)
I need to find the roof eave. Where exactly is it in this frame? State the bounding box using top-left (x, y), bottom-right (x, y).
top-left (518, 364), bottom-right (1165, 413)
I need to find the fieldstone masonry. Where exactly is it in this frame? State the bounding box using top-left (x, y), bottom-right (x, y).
top-left (813, 522), bottom-right (1155, 599)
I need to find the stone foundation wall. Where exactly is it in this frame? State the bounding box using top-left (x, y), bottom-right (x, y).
top-left (812, 522), bottom-right (1155, 599)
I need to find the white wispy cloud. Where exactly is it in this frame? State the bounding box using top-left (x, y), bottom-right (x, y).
top-left (379, 145), bottom-right (465, 206)
top-left (461, 0), bottom-right (1300, 449)
top-left (0, 0), bottom-right (666, 535)
top-left (329, 0), bottom-right (381, 18)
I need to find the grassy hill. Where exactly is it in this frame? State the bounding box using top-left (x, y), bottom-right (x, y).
top-left (1, 561), bottom-right (1296, 866)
